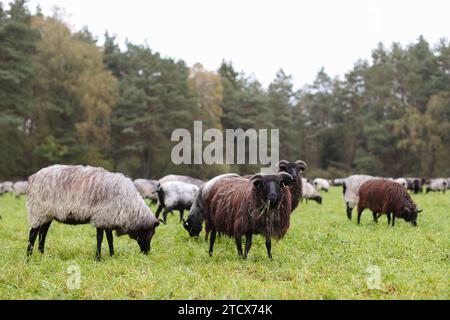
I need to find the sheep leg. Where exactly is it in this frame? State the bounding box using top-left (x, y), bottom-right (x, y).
top-left (235, 236), bottom-right (243, 257)
top-left (26, 227), bottom-right (39, 256)
top-left (204, 230), bottom-right (209, 242)
top-left (209, 230), bottom-right (216, 257)
top-left (179, 209), bottom-right (184, 223)
top-left (163, 208), bottom-right (170, 224)
top-left (372, 212), bottom-right (379, 223)
top-left (387, 212), bottom-right (391, 225)
top-left (392, 214), bottom-right (395, 227)
top-left (105, 229), bottom-right (114, 256)
top-left (155, 205), bottom-right (163, 219)
top-left (95, 228), bottom-right (104, 261)
top-left (244, 233), bottom-right (253, 259)
top-left (346, 203), bottom-right (353, 220)
top-left (357, 208), bottom-right (363, 225)
top-left (265, 236), bottom-right (272, 260)
top-left (38, 221), bottom-right (52, 254)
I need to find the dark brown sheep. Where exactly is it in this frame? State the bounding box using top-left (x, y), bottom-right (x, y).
top-left (357, 180), bottom-right (422, 226)
top-left (277, 160), bottom-right (307, 212)
top-left (204, 172), bottom-right (293, 259)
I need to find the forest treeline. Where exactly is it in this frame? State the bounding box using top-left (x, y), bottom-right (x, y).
top-left (1, 1), bottom-right (449, 180)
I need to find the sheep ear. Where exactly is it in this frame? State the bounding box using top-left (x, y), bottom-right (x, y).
top-left (279, 172), bottom-right (294, 186)
top-left (157, 218), bottom-right (165, 225)
top-left (295, 160), bottom-right (307, 171)
top-left (251, 174), bottom-right (264, 188)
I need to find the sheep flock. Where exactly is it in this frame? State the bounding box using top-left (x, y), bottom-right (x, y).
top-left (0, 161), bottom-right (448, 261)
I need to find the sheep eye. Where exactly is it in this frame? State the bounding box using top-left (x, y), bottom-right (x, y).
top-left (254, 181), bottom-right (263, 188)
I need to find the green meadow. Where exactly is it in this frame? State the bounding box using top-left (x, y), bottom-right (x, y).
top-left (0, 187), bottom-right (448, 299)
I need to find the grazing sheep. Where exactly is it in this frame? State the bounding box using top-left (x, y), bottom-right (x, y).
top-left (13, 181), bottom-right (28, 198)
top-left (406, 178), bottom-right (423, 194)
top-left (332, 178), bottom-right (345, 186)
top-left (1, 181), bottom-right (13, 194)
top-left (426, 178), bottom-right (448, 194)
top-left (26, 165), bottom-right (161, 260)
top-left (394, 178), bottom-right (408, 189)
top-left (155, 181), bottom-right (199, 223)
top-left (313, 178), bottom-right (330, 192)
top-left (357, 179), bottom-right (421, 226)
top-left (302, 178), bottom-right (322, 204)
top-left (276, 160), bottom-right (307, 212)
top-left (343, 175), bottom-right (379, 220)
top-left (133, 179), bottom-right (159, 203)
top-left (183, 173), bottom-right (240, 238)
top-left (204, 172), bottom-right (293, 259)
top-left (158, 174), bottom-right (204, 188)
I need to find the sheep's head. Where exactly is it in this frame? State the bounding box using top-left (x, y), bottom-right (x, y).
top-left (128, 219), bottom-right (162, 254)
top-left (182, 212), bottom-right (203, 238)
top-left (277, 160), bottom-right (307, 179)
top-left (251, 172), bottom-right (293, 208)
top-left (402, 204), bottom-right (421, 226)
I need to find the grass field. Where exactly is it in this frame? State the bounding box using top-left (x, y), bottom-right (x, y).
top-left (0, 187), bottom-right (448, 299)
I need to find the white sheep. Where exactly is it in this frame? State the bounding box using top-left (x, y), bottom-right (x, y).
top-left (426, 178), bottom-right (448, 194)
top-left (313, 178), bottom-right (330, 192)
top-left (13, 181), bottom-right (28, 198)
top-left (155, 180), bottom-right (199, 223)
top-left (1, 181), bottom-right (13, 194)
top-left (343, 175), bottom-right (379, 220)
top-left (302, 178), bottom-right (322, 204)
top-left (133, 179), bottom-right (159, 203)
top-left (394, 178), bottom-right (408, 189)
top-left (26, 164), bottom-right (161, 260)
top-left (158, 174), bottom-right (204, 188)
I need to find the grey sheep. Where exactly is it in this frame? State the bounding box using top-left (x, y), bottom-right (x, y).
top-left (13, 181), bottom-right (28, 198)
top-left (343, 175), bottom-right (379, 220)
top-left (158, 174), bottom-right (205, 188)
top-left (133, 178), bottom-right (159, 203)
top-left (26, 165), bottom-right (161, 260)
top-left (426, 178), bottom-right (448, 194)
top-left (155, 180), bottom-right (199, 223)
top-left (1, 181), bottom-right (13, 195)
top-left (302, 178), bottom-right (322, 204)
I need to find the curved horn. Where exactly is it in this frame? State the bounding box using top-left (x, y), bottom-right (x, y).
top-left (250, 174), bottom-right (263, 182)
top-left (251, 174), bottom-right (264, 188)
top-left (295, 160), bottom-right (308, 171)
top-left (278, 172), bottom-right (294, 185)
top-left (275, 160), bottom-right (289, 168)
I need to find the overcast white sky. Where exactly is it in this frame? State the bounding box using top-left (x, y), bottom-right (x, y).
top-left (24, 0), bottom-right (450, 87)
